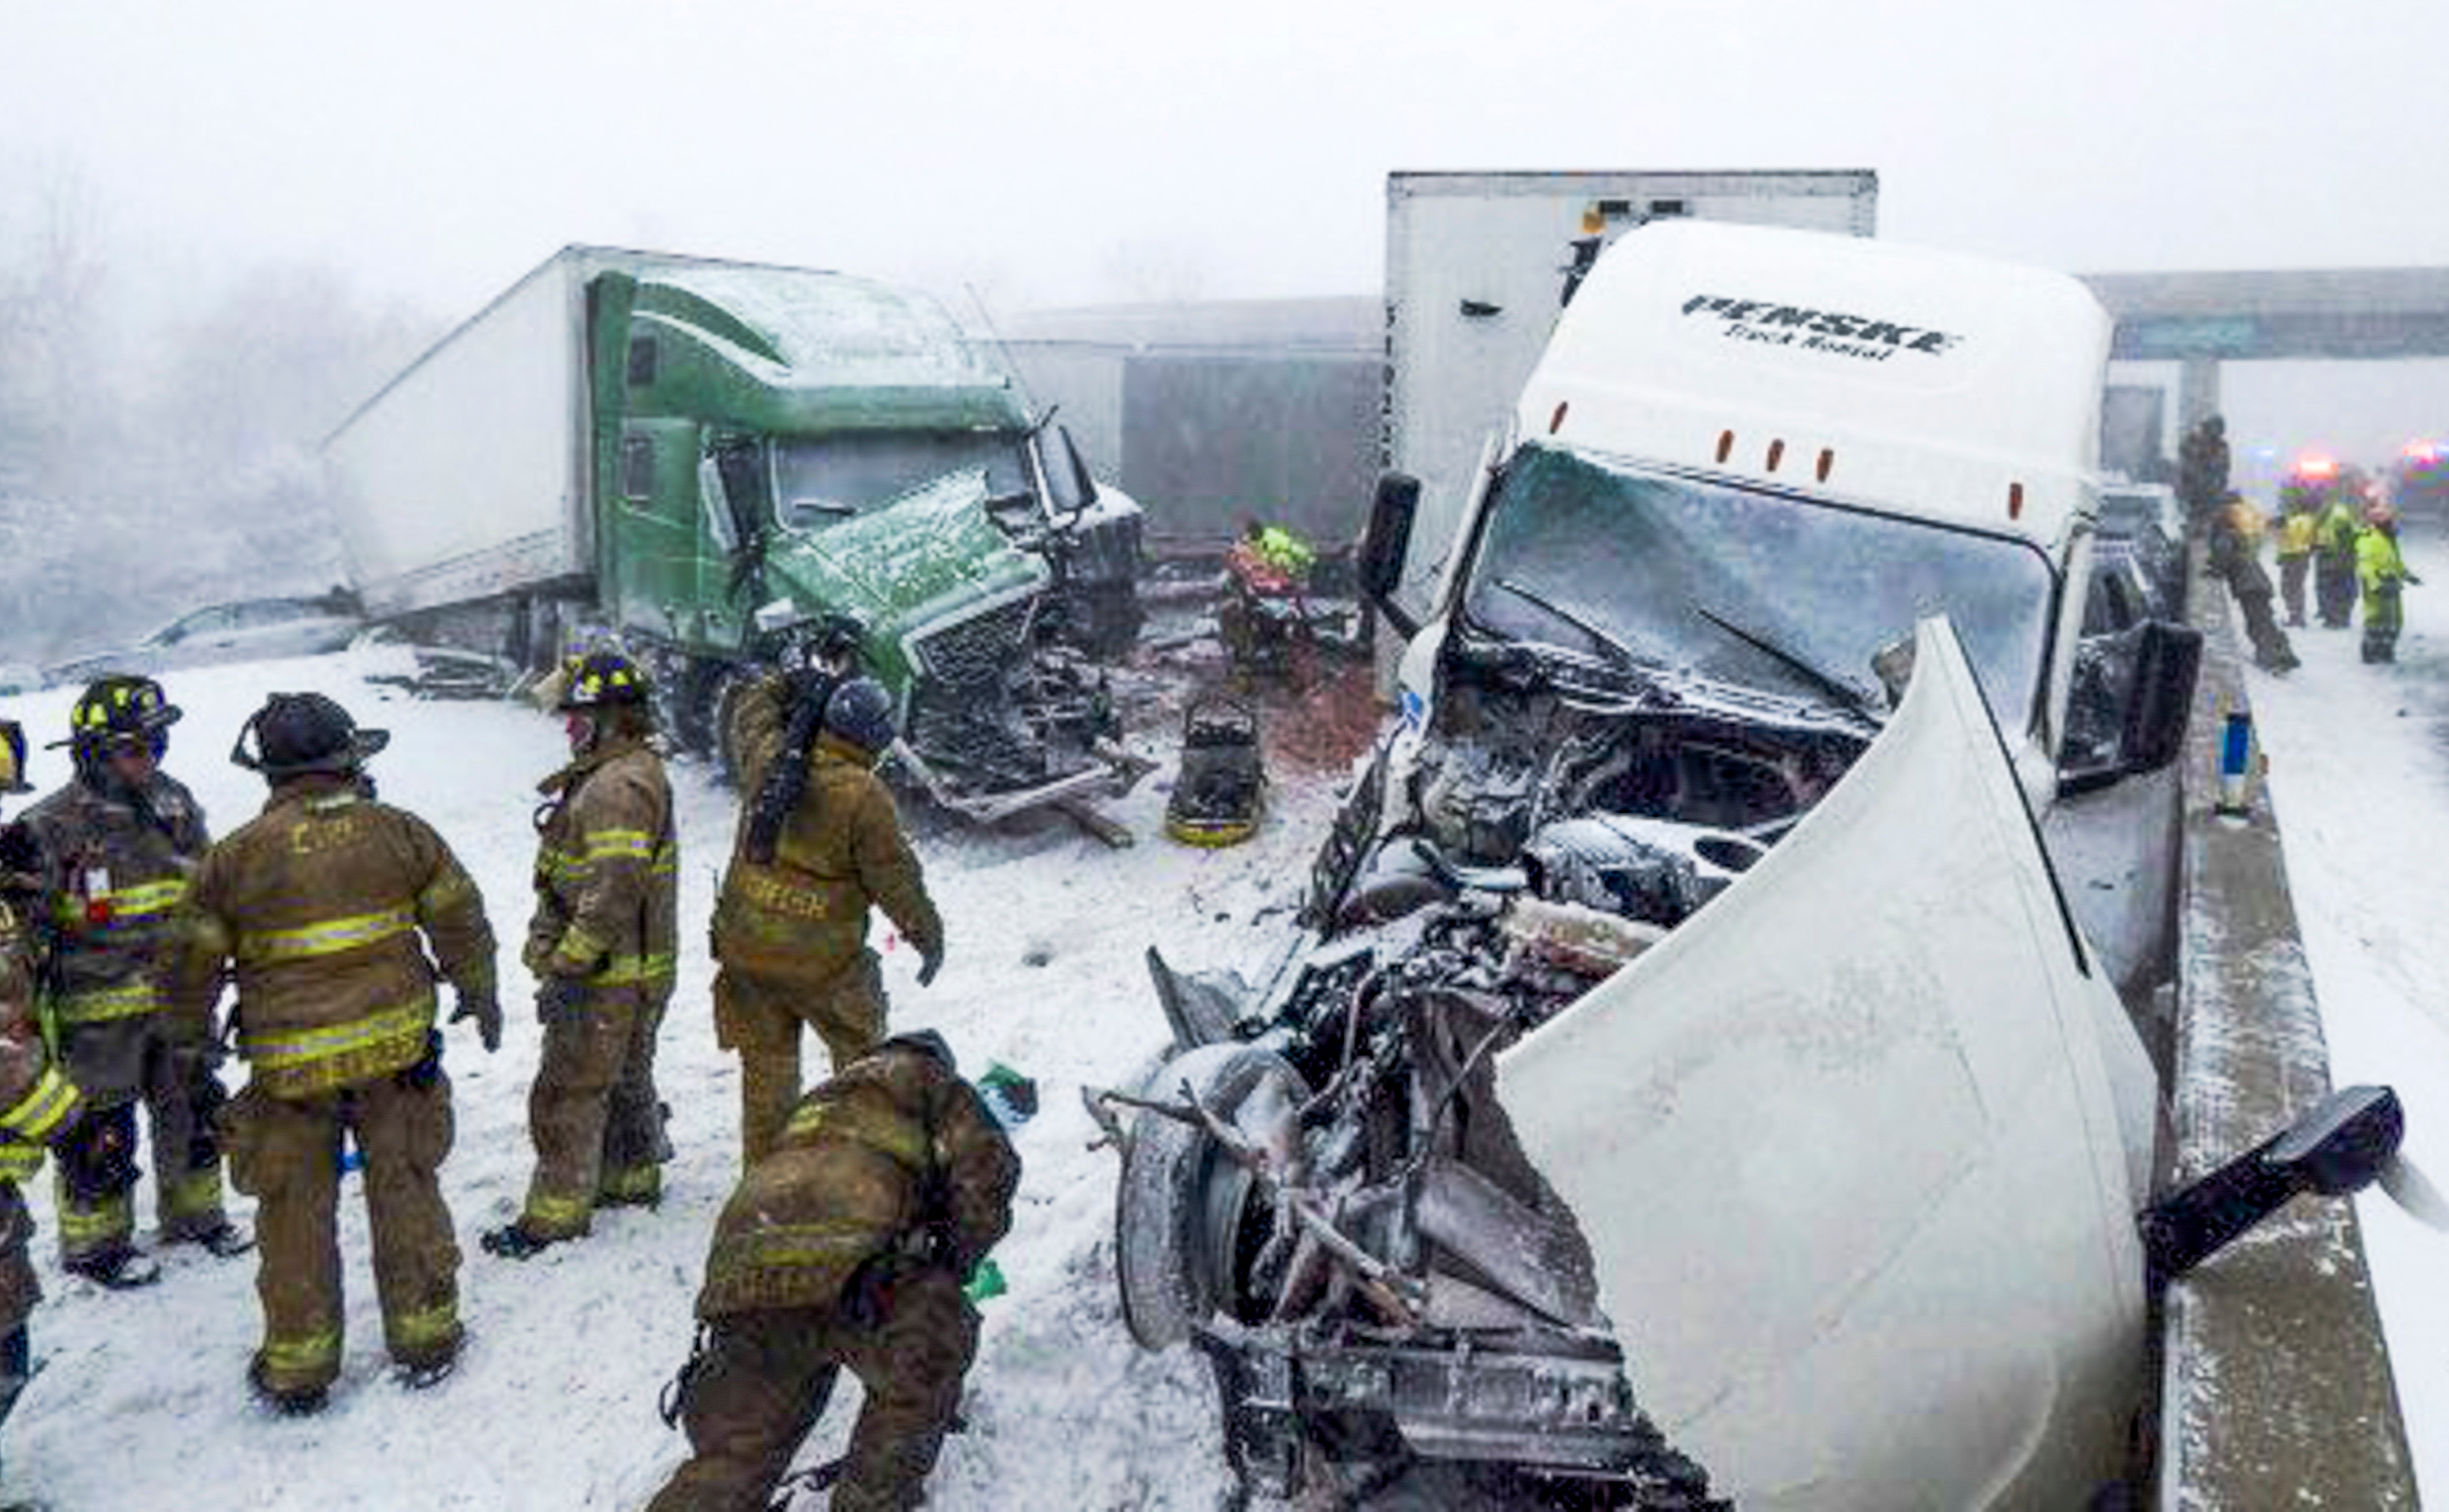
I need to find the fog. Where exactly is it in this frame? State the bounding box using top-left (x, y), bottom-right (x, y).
top-left (3, 0), bottom-right (2445, 658)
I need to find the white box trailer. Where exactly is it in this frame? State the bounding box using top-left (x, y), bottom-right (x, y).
top-left (325, 248), bottom-right (615, 621)
top-left (1383, 169), bottom-right (1877, 624)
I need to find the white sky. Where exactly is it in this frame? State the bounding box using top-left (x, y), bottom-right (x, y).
top-left (6, 0), bottom-right (2446, 461)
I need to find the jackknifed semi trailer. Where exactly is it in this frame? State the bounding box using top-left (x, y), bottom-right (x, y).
top-left (323, 244), bottom-right (1146, 823)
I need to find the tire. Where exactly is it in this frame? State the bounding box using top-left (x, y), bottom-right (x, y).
top-left (704, 663), bottom-right (759, 787)
top-left (1114, 1043), bottom-right (1310, 1350)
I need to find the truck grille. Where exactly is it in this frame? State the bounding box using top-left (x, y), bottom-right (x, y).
top-left (912, 597), bottom-right (1033, 688)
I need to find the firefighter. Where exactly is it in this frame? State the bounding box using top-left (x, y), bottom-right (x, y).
top-left (2208, 494), bottom-right (2298, 673)
top-left (483, 650), bottom-right (678, 1259)
top-left (712, 675), bottom-right (943, 1168)
top-left (0, 721), bottom-right (103, 1492)
top-left (2315, 491), bottom-right (2363, 628)
top-left (647, 1030), bottom-right (1020, 1512)
top-left (2276, 498), bottom-right (2318, 627)
top-left (174, 693), bottom-right (499, 1414)
top-left (19, 675), bottom-right (244, 1287)
top-left (2357, 503), bottom-right (2419, 664)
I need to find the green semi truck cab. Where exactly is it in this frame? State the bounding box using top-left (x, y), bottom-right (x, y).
top-left (325, 245), bottom-right (1145, 821)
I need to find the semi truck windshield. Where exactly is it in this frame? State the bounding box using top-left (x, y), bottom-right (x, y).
top-left (1461, 444), bottom-right (2058, 725)
top-left (773, 431), bottom-right (1028, 529)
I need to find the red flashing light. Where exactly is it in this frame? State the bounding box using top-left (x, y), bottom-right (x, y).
top-left (2294, 454), bottom-right (2338, 480)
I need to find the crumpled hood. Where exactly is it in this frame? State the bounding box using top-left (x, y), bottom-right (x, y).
top-left (761, 469), bottom-right (1048, 641)
top-left (1500, 616), bottom-right (2154, 1509)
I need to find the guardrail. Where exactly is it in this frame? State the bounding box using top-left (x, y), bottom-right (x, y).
top-left (2155, 544), bottom-right (2415, 1506)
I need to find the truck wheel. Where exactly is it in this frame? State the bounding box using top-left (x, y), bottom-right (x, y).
top-left (1115, 1043), bottom-right (1310, 1350)
top-left (707, 664), bottom-right (757, 786)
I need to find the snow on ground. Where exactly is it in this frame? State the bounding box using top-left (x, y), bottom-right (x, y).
top-left (0, 643), bottom-right (1354, 1508)
top-left (2236, 536), bottom-right (2449, 1501)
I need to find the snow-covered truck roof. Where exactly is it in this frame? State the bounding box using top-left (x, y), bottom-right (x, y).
top-left (1521, 220), bottom-right (2112, 551)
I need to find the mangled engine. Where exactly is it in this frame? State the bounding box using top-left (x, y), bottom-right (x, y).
top-left (1105, 677), bottom-right (1868, 1503)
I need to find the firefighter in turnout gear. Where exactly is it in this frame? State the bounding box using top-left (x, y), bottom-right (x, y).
top-left (173, 693), bottom-right (499, 1414)
top-left (712, 675), bottom-right (943, 1168)
top-left (648, 1031), bottom-right (1020, 1512)
top-left (484, 651), bottom-right (678, 1260)
top-left (0, 721), bottom-right (104, 1492)
top-left (20, 676), bottom-right (244, 1287)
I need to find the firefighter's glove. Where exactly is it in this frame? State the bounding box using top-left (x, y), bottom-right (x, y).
top-left (450, 991), bottom-right (503, 1053)
top-left (917, 942), bottom-right (944, 988)
top-left (536, 974), bottom-right (587, 1027)
top-left (2407, 571), bottom-right (2425, 586)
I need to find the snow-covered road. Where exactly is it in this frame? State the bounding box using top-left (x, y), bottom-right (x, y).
top-left (2245, 535), bottom-right (2449, 1502)
top-left (0, 645), bottom-right (1349, 1508)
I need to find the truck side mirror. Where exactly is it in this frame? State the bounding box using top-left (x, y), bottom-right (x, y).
top-left (2117, 620), bottom-right (2202, 776)
top-left (2138, 1084), bottom-right (2402, 1288)
top-left (1360, 473), bottom-right (1422, 639)
top-left (1040, 424), bottom-right (1099, 522)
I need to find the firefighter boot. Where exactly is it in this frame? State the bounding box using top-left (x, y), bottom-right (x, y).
top-left (247, 1355), bottom-right (328, 1417)
top-left (63, 1243), bottom-right (160, 1291)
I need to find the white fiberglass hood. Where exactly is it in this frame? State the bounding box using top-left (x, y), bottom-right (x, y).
top-left (1503, 618), bottom-right (2154, 1510)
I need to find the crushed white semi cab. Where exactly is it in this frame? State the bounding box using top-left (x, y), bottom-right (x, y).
top-left (1107, 218), bottom-right (2211, 1507)
top-left (1383, 169), bottom-right (1878, 625)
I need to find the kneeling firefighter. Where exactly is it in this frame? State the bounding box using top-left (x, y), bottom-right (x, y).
top-left (19, 675), bottom-right (244, 1287)
top-left (485, 650), bottom-right (679, 1259)
top-left (648, 1031), bottom-right (1022, 1512)
top-left (174, 693), bottom-right (500, 1413)
top-left (712, 673), bottom-right (943, 1168)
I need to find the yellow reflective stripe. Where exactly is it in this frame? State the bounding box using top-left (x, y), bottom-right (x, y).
top-left (54, 982), bottom-right (160, 1023)
top-left (587, 952), bottom-right (676, 988)
top-left (552, 924), bottom-right (609, 969)
top-left (0, 1142), bottom-right (42, 1184)
top-left (0, 1067), bottom-right (79, 1143)
top-left (715, 1220), bottom-right (876, 1271)
top-left (51, 879), bottom-right (189, 927)
top-left (249, 999), bottom-right (434, 1072)
top-left (238, 904), bottom-right (415, 963)
top-left (58, 1190), bottom-right (131, 1244)
top-left (651, 841), bottom-right (677, 876)
top-left (780, 1103), bottom-right (930, 1172)
top-left (261, 1330), bottom-right (341, 1377)
top-left (166, 1166), bottom-right (224, 1220)
top-left (599, 1164), bottom-right (660, 1200)
top-left (523, 1192), bottom-right (590, 1235)
top-left (388, 1299), bottom-right (459, 1352)
top-left (579, 829), bottom-right (654, 863)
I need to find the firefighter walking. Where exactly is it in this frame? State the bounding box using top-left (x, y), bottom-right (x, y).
top-left (174, 694), bottom-right (500, 1413)
top-left (711, 675), bottom-right (942, 1167)
top-left (485, 651), bottom-right (678, 1259)
top-left (647, 1031), bottom-right (1020, 1512)
top-left (20, 676), bottom-right (244, 1287)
